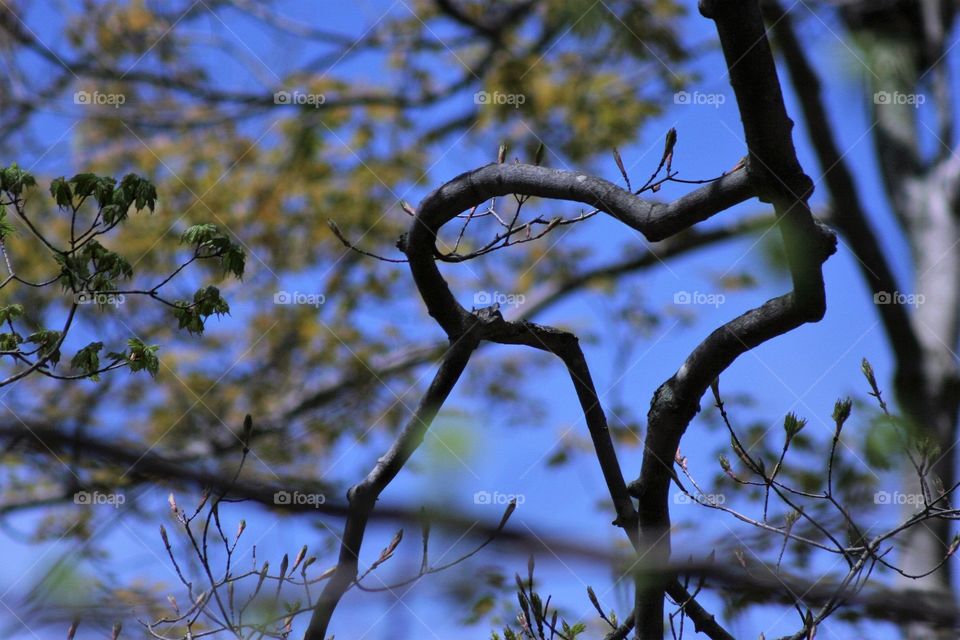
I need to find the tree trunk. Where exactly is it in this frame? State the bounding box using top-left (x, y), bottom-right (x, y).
top-left (840, 2), bottom-right (960, 636)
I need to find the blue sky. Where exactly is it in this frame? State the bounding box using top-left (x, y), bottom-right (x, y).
top-left (0, 1), bottom-right (955, 638)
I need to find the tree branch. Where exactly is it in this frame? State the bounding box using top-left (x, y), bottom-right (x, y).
top-left (628, 1), bottom-right (838, 635)
top-left (403, 162), bottom-right (753, 336)
top-left (398, 150), bottom-right (760, 640)
top-left (303, 334), bottom-right (478, 640)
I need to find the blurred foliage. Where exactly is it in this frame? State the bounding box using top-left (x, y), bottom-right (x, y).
top-left (0, 1), bottom-right (694, 631)
top-left (0, 0), bottom-right (693, 510)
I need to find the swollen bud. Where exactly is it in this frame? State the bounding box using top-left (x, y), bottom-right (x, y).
top-left (662, 127), bottom-right (678, 172)
top-left (832, 398), bottom-right (852, 435)
top-left (783, 412), bottom-right (807, 441)
top-left (587, 585), bottom-right (601, 614)
top-left (279, 553), bottom-right (289, 581)
top-left (292, 545), bottom-right (308, 571)
top-left (719, 455), bottom-right (731, 474)
top-left (255, 562), bottom-right (269, 595)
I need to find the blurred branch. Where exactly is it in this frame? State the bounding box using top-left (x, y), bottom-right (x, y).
top-left (762, 0), bottom-right (926, 395)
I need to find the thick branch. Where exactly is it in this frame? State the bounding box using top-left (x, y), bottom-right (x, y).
top-left (404, 162), bottom-right (752, 335)
top-left (625, 1), bottom-right (838, 636)
top-left (402, 168), bottom-right (758, 640)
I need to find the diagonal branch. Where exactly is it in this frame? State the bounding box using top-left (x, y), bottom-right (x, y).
top-left (303, 333), bottom-right (478, 640)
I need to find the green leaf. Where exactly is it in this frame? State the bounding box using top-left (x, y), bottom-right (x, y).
top-left (27, 329), bottom-right (62, 365)
top-left (56, 252), bottom-right (89, 286)
top-left (173, 286), bottom-right (230, 335)
top-left (93, 176), bottom-right (116, 207)
top-left (125, 338), bottom-right (160, 377)
top-left (71, 342), bottom-right (104, 380)
top-left (173, 303), bottom-right (201, 334)
top-left (1, 163), bottom-right (36, 195)
top-left (103, 174), bottom-right (155, 222)
top-left (181, 224), bottom-right (246, 278)
top-left (58, 241), bottom-right (134, 295)
top-left (0, 332), bottom-right (23, 352)
top-left (221, 245), bottom-right (246, 279)
top-left (180, 224), bottom-right (219, 245)
top-left (50, 177), bottom-right (73, 208)
top-left (101, 204), bottom-right (123, 225)
top-left (0, 304), bottom-right (24, 324)
top-left (118, 174), bottom-right (157, 212)
top-left (69, 173), bottom-right (99, 198)
top-left (193, 285), bottom-right (230, 317)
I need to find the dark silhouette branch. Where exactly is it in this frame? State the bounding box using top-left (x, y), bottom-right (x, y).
top-left (403, 161), bottom-right (752, 336)
top-left (390, 143), bottom-right (762, 640)
top-left (628, 1), bottom-right (838, 635)
top-left (304, 335), bottom-right (478, 640)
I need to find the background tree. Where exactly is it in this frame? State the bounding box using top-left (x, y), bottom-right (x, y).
top-left (760, 2), bottom-right (959, 637)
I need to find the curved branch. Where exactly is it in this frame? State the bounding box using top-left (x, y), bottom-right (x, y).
top-left (338, 4), bottom-right (837, 636)
top-left (404, 162), bottom-right (753, 336)
top-left (398, 148), bottom-right (758, 640)
top-left (625, 1), bottom-right (839, 635)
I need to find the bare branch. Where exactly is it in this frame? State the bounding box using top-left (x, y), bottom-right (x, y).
top-left (304, 335), bottom-right (478, 640)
